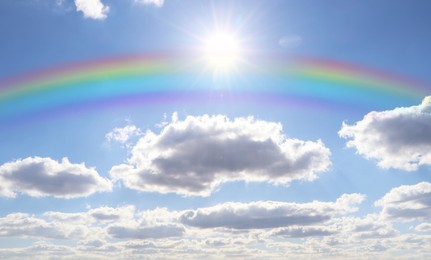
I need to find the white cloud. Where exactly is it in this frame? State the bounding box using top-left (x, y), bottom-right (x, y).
top-left (0, 157), bottom-right (112, 198)
top-left (134, 0), bottom-right (164, 7)
top-left (106, 125), bottom-right (142, 144)
top-left (180, 193), bottom-right (364, 229)
top-left (0, 213), bottom-right (66, 239)
top-left (13, 196), bottom-right (431, 258)
top-left (89, 206), bottom-right (136, 222)
top-left (111, 114), bottom-right (331, 196)
top-left (415, 223), bottom-right (431, 232)
top-left (75, 0), bottom-right (109, 20)
top-left (339, 96), bottom-right (431, 171)
top-left (375, 182), bottom-right (431, 221)
top-left (340, 214), bottom-right (399, 240)
top-left (0, 213), bottom-right (95, 240)
top-left (269, 226), bottom-right (337, 238)
top-left (107, 224), bottom-right (185, 239)
top-left (0, 205), bottom-right (181, 242)
top-left (44, 205), bottom-right (136, 225)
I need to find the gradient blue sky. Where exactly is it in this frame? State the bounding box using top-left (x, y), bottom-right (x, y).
top-left (1, 0), bottom-right (431, 258)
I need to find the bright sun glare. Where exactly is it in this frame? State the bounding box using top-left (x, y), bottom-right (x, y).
top-left (203, 32), bottom-right (241, 72)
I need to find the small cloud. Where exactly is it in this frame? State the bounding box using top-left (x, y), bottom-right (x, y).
top-left (415, 223), bottom-right (431, 232)
top-left (105, 125), bottom-right (142, 144)
top-left (278, 35), bottom-right (302, 48)
top-left (339, 96), bottom-right (431, 171)
top-left (0, 157), bottom-right (112, 199)
top-left (74, 0), bottom-right (109, 20)
top-left (134, 0), bottom-right (164, 7)
top-left (375, 182), bottom-right (431, 221)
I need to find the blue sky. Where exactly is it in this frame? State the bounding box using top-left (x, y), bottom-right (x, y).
top-left (1, 0), bottom-right (431, 258)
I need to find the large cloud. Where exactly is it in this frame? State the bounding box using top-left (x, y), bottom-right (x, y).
top-left (339, 96), bottom-right (431, 171)
top-left (180, 193), bottom-right (364, 229)
top-left (111, 114), bottom-right (331, 196)
top-left (0, 157), bottom-right (112, 198)
top-left (375, 182), bottom-right (431, 221)
top-left (74, 0), bottom-right (109, 20)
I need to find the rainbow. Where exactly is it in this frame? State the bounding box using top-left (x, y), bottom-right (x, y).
top-left (0, 53), bottom-right (429, 123)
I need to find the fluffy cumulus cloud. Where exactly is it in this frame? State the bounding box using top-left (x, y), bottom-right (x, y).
top-left (180, 193), bottom-right (364, 229)
top-left (339, 96), bottom-right (431, 171)
top-left (0, 157), bottom-right (111, 198)
top-left (375, 182), bottom-right (431, 221)
top-left (106, 124), bottom-right (142, 144)
top-left (74, 0), bottom-right (109, 20)
top-left (110, 114), bottom-right (331, 196)
top-left (134, 0), bottom-right (164, 7)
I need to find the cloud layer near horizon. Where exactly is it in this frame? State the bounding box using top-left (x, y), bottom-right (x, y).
top-left (1, 190), bottom-right (429, 259)
top-left (110, 114), bottom-right (331, 196)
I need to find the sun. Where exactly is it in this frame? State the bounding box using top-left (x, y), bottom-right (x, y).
top-left (202, 31), bottom-right (241, 73)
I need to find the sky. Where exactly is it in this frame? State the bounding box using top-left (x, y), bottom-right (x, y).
top-left (1, 0), bottom-right (431, 259)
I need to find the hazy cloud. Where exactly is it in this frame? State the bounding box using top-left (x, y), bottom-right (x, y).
top-left (270, 226), bottom-right (336, 238)
top-left (0, 157), bottom-right (112, 198)
top-left (74, 0), bottom-right (109, 20)
top-left (0, 213), bottom-right (66, 239)
top-left (111, 114), bottom-right (331, 196)
top-left (341, 214), bottom-right (399, 239)
top-left (108, 225), bottom-right (185, 239)
top-left (278, 35), bottom-right (302, 48)
top-left (180, 194), bottom-right (364, 229)
top-left (134, 0), bottom-right (165, 7)
top-left (375, 182), bottom-right (431, 221)
top-left (415, 223), bottom-right (431, 232)
top-left (0, 213), bottom-right (93, 240)
top-left (339, 97), bottom-right (431, 171)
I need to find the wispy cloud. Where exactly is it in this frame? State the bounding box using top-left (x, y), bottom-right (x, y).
top-left (134, 0), bottom-right (165, 7)
top-left (278, 35), bottom-right (302, 49)
top-left (339, 96), bottom-right (431, 171)
top-left (74, 0), bottom-right (109, 20)
top-left (110, 114), bottom-right (331, 196)
top-left (105, 124), bottom-right (142, 144)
